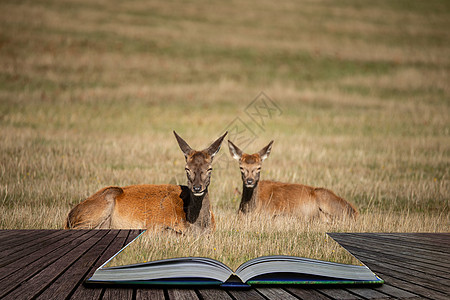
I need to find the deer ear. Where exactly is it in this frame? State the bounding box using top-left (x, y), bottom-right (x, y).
top-left (227, 140), bottom-right (243, 161)
top-left (206, 131), bottom-right (228, 159)
top-left (258, 140), bottom-right (273, 161)
top-left (173, 131), bottom-right (193, 158)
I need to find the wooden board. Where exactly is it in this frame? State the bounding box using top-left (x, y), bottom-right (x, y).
top-left (0, 230), bottom-right (448, 299)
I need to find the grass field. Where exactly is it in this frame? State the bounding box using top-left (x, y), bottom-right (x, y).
top-left (0, 0), bottom-right (449, 244)
top-left (107, 217), bottom-right (364, 270)
top-left (107, 210), bottom-right (442, 270)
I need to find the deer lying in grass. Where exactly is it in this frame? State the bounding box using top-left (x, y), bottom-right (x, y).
top-left (65, 131), bottom-right (227, 233)
top-left (228, 140), bottom-right (358, 221)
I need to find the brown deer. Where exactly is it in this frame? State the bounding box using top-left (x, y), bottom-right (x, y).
top-left (228, 140), bottom-right (358, 221)
top-left (65, 131), bottom-right (227, 233)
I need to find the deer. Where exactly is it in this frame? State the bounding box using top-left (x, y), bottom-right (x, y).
top-left (65, 131), bottom-right (227, 233)
top-left (227, 140), bottom-right (358, 221)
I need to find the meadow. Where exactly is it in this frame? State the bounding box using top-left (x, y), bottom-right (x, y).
top-left (0, 0), bottom-right (449, 250)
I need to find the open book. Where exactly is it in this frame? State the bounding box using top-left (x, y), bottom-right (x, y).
top-left (86, 231), bottom-right (383, 287)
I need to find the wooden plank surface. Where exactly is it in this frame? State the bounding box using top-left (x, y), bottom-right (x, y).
top-left (0, 231), bottom-right (447, 300)
top-left (70, 230), bottom-right (136, 300)
top-left (197, 289), bottom-right (233, 300)
top-left (0, 230), bottom-right (88, 298)
top-left (0, 230), bottom-right (67, 267)
top-left (329, 233), bottom-right (450, 300)
top-left (35, 230), bottom-right (121, 300)
top-left (329, 235), bottom-right (450, 281)
top-left (0, 230), bottom-right (50, 253)
top-left (100, 230), bottom-right (142, 300)
top-left (2, 230), bottom-right (105, 300)
top-left (136, 289), bottom-right (165, 300)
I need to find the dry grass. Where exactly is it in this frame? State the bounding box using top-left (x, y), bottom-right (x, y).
top-left (107, 210), bottom-right (447, 270)
top-left (0, 0), bottom-right (449, 254)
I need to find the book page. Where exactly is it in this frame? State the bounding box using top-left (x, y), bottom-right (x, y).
top-left (105, 213), bottom-right (362, 271)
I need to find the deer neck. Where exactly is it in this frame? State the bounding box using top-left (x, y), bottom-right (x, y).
top-left (240, 183), bottom-right (259, 213)
top-left (185, 190), bottom-right (212, 229)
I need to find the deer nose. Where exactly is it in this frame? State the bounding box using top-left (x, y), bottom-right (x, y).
top-left (246, 179), bottom-right (254, 185)
top-left (193, 185), bottom-right (202, 192)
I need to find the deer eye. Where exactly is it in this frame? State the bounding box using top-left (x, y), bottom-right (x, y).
top-left (185, 168), bottom-right (194, 179)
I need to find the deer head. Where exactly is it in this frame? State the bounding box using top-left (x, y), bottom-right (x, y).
top-left (174, 131), bottom-right (227, 196)
top-left (228, 140), bottom-right (273, 188)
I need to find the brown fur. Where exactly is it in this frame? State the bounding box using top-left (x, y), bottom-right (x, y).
top-left (65, 131), bottom-right (226, 233)
top-left (255, 181), bottom-right (358, 220)
top-left (241, 154), bottom-right (261, 164)
top-left (228, 140), bottom-right (358, 221)
top-left (65, 184), bottom-right (214, 232)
